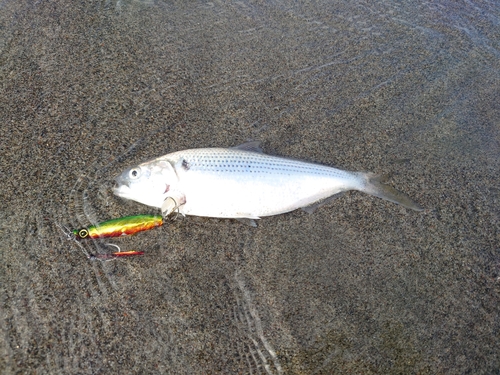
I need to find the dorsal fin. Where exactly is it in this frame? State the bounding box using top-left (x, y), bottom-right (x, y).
top-left (232, 141), bottom-right (263, 153)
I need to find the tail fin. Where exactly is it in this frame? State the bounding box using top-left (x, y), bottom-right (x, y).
top-left (357, 172), bottom-right (423, 211)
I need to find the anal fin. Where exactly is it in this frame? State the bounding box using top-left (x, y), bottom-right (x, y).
top-left (301, 192), bottom-right (345, 214)
top-left (236, 218), bottom-right (258, 227)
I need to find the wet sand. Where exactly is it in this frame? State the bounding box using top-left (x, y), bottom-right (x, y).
top-left (1, 0), bottom-right (499, 373)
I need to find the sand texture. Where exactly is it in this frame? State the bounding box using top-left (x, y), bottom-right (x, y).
top-left (1, 1), bottom-right (499, 373)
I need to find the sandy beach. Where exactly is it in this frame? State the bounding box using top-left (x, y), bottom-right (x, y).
top-left (1, 0), bottom-right (499, 373)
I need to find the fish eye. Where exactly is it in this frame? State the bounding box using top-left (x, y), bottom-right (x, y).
top-left (129, 167), bottom-right (141, 179)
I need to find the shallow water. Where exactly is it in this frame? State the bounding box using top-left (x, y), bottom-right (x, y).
top-left (1, 0), bottom-right (499, 373)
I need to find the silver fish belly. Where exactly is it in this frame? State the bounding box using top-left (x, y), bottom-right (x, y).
top-left (113, 142), bottom-right (423, 220)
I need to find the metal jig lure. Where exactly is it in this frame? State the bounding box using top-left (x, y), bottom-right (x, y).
top-left (56, 214), bottom-right (161, 260)
top-left (73, 214), bottom-right (163, 240)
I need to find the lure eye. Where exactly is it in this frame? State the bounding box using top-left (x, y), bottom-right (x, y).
top-left (129, 167), bottom-right (141, 179)
top-left (78, 229), bottom-right (89, 238)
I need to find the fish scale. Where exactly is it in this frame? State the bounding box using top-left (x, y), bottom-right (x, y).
top-left (113, 142), bottom-right (423, 221)
top-left (175, 149), bottom-right (346, 177)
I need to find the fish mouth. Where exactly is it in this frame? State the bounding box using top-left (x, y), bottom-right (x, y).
top-left (113, 174), bottom-right (131, 197)
top-left (113, 183), bottom-right (131, 198)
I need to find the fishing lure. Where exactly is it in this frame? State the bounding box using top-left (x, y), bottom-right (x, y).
top-left (57, 223), bottom-right (146, 261)
top-left (73, 214), bottom-right (163, 240)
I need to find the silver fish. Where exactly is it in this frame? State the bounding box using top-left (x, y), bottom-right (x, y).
top-left (113, 142), bottom-right (422, 222)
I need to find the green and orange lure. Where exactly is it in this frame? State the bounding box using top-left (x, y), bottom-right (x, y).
top-left (58, 215), bottom-right (163, 260)
top-left (73, 214), bottom-right (163, 240)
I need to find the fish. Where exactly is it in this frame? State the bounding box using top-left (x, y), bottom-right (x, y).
top-left (113, 142), bottom-right (423, 222)
top-left (72, 214), bottom-right (163, 239)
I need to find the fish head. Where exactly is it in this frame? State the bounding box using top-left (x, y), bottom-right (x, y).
top-left (113, 160), bottom-right (178, 209)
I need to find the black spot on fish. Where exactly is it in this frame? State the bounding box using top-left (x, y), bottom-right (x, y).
top-left (182, 159), bottom-right (190, 171)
